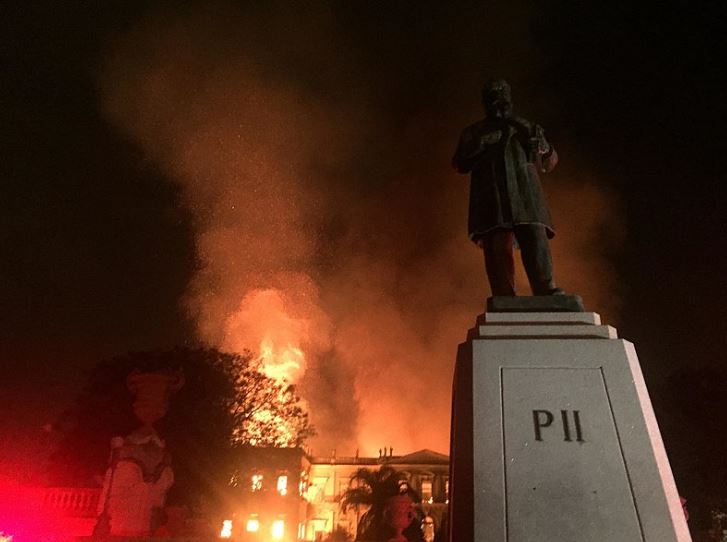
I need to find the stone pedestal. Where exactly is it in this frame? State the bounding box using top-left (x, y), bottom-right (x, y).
top-left (449, 311), bottom-right (691, 542)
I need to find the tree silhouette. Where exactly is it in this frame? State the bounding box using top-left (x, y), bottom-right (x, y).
top-left (227, 353), bottom-right (314, 448)
top-left (341, 466), bottom-right (423, 541)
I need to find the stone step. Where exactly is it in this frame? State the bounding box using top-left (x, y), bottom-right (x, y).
top-left (470, 324), bottom-right (617, 340)
top-left (481, 312), bottom-right (602, 326)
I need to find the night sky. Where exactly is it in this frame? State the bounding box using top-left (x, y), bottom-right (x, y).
top-left (2, 0), bottom-right (727, 522)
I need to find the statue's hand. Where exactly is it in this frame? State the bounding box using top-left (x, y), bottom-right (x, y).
top-left (479, 130), bottom-right (502, 146)
top-left (530, 125), bottom-right (550, 155)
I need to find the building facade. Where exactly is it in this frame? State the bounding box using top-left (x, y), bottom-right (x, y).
top-left (224, 448), bottom-right (449, 541)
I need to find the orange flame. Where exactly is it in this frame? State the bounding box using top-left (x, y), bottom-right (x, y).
top-left (221, 287), bottom-right (325, 446)
top-left (223, 288), bottom-right (313, 384)
top-left (258, 337), bottom-right (305, 383)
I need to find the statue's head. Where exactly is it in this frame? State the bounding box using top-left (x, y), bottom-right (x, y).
top-left (482, 79), bottom-right (513, 118)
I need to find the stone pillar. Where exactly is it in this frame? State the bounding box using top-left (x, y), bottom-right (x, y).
top-left (449, 309), bottom-right (691, 541)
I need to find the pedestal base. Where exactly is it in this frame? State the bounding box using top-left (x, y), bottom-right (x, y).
top-left (487, 294), bottom-right (585, 313)
top-left (449, 311), bottom-right (690, 542)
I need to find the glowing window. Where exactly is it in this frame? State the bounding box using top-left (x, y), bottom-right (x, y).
top-left (277, 474), bottom-right (288, 495)
top-left (220, 519), bottom-right (233, 538)
top-left (445, 479), bottom-right (449, 503)
top-left (251, 474), bottom-right (263, 491)
top-left (271, 519), bottom-right (285, 540)
top-left (246, 515), bottom-right (260, 532)
top-left (421, 480), bottom-right (433, 504)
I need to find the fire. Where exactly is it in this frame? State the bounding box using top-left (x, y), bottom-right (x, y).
top-left (219, 289), bottom-right (318, 446)
top-left (271, 519), bottom-right (285, 540)
top-left (223, 288), bottom-right (316, 385)
top-left (246, 517), bottom-right (260, 532)
top-left (220, 519), bottom-right (233, 538)
top-left (249, 409), bottom-right (285, 443)
top-left (254, 337), bottom-right (310, 446)
top-left (258, 337), bottom-right (305, 384)
top-left (222, 287), bottom-right (334, 446)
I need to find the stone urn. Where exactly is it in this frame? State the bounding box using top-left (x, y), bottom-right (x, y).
top-left (384, 494), bottom-right (415, 542)
top-left (127, 369), bottom-right (185, 430)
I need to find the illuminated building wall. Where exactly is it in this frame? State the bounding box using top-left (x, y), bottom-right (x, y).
top-left (226, 447), bottom-right (311, 541)
top-left (228, 447), bottom-right (449, 541)
top-left (305, 449), bottom-right (449, 541)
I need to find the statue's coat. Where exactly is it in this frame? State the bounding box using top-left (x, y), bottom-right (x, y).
top-left (452, 116), bottom-right (558, 241)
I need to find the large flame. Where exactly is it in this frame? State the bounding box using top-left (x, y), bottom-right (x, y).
top-left (258, 337), bottom-right (305, 384)
top-left (222, 288), bottom-right (316, 385)
top-left (221, 287), bottom-right (326, 447)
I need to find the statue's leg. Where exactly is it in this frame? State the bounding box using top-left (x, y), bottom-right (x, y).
top-left (515, 224), bottom-right (558, 295)
top-left (483, 229), bottom-right (516, 296)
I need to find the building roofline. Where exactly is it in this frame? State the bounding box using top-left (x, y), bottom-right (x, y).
top-left (309, 449), bottom-right (449, 466)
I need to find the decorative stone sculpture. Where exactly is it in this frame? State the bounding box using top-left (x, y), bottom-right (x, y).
top-left (95, 369), bottom-right (184, 537)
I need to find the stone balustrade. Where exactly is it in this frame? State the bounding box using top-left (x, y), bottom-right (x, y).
top-left (41, 487), bottom-right (101, 518)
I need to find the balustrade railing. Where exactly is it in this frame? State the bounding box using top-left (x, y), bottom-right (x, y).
top-left (41, 486), bottom-right (100, 517)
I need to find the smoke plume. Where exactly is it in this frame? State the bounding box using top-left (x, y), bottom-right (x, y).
top-left (99, 3), bottom-right (622, 455)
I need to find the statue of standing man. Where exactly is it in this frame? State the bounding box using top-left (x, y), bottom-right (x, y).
top-left (453, 80), bottom-right (562, 297)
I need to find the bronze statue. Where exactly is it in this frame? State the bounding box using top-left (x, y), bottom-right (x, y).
top-left (453, 80), bottom-right (562, 297)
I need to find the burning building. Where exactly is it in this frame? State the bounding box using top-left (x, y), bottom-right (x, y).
top-left (221, 447), bottom-right (449, 541)
top-left (221, 447), bottom-right (311, 541)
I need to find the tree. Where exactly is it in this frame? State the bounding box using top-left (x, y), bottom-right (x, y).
top-left (341, 466), bottom-right (424, 542)
top-left (48, 347), bottom-right (313, 510)
top-left (227, 354), bottom-right (314, 447)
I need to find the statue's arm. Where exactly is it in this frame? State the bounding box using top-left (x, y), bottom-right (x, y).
top-left (530, 123), bottom-right (558, 173)
top-left (452, 127), bottom-right (485, 173)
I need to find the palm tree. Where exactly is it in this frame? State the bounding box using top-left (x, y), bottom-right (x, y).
top-left (340, 466), bottom-right (423, 541)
